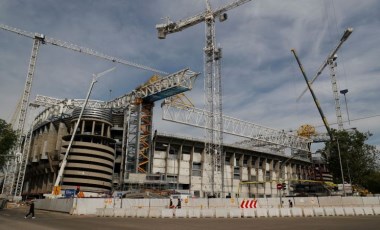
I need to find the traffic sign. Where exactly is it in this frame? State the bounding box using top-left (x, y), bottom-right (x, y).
top-left (277, 183), bottom-right (283, 190)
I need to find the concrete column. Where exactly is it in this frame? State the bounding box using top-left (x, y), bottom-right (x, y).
top-left (91, 120), bottom-right (95, 135)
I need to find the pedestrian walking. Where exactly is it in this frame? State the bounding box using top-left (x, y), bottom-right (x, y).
top-left (176, 198), bottom-right (181, 209)
top-left (288, 199), bottom-right (293, 208)
top-left (25, 200), bottom-right (35, 219)
top-left (169, 198), bottom-right (174, 208)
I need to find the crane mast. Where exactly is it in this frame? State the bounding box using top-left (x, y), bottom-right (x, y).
top-left (296, 28), bottom-right (353, 130)
top-left (156, 0), bottom-right (252, 197)
top-left (0, 23), bottom-right (167, 199)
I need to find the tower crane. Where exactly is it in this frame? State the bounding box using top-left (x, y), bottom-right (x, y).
top-left (296, 28), bottom-right (353, 130)
top-left (156, 0), bottom-right (253, 197)
top-left (0, 23), bottom-right (167, 198)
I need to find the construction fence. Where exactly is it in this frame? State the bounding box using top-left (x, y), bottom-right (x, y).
top-left (34, 196), bottom-right (380, 218)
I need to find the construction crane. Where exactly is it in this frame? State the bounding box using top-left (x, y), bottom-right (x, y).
top-left (0, 23), bottom-right (167, 198)
top-left (156, 0), bottom-right (253, 197)
top-left (296, 28), bottom-right (353, 130)
top-left (291, 49), bottom-right (333, 142)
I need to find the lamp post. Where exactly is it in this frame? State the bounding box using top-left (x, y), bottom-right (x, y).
top-left (336, 138), bottom-right (346, 196)
top-left (340, 89), bottom-right (350, 125)
top-left (54, 67), bottom-right (116, 189)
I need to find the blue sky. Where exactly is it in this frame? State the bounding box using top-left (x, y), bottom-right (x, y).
top-left (0, 0), bottom-right (379, 151)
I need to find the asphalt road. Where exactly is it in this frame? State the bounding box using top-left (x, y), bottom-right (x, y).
top-left (1, 206), bottom-right (380, 230)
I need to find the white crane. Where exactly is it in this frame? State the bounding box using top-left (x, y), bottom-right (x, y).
top-left (297, 28), bottom-right (353, 130)
top-left (156, 0), bottom-right (253, 197)
top-left (0, 23), bottom-right (167, 198)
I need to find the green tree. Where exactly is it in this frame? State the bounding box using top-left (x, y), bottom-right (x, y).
top-left (0, 119), bottom-right (18, 168)
top-left (322, 129), bottom-right (380, 189)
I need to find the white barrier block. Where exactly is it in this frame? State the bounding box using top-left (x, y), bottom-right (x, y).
top-left (313, 207), bottom-right (325, 217)
top-left (256, 208), bottom-right (268, 218)
top-left (280, 208), bottom-right (291, 217)
top-left (96, 208), bottom-right (104, 217)
top-left (188, 209), bottom-right (201, 218)
top-left (268, 208), bottom-right (280, 217)
top-left (324, 207), bottom-right (335, 216)
top-left (161, 209), bottom-right (174, 218)
top-left (344, 207), bottom-right (355, 216)
top-left (334, 207), bottom-right (345, 216)
top-left (363, 207), bottom-right (374, 215)
top-left (175, 209), bottom-right (188, 218)
top-left (149, 209), bottom-right (162, 218)
top-left (303, 208), bottom-right (314, 217)
top-left (353, 207), bottom-right (364, 216)
top-left (229, 208), bottom-right (241, 218)
top-left (136, 208), bottom-right (149, 218)
top-left (242, 209), bottom-right (255, 218)
top-left (373, 207), bottom-right (380, 215)
top-left (362, 197), bottom-right (380, 207)
top-left (114, 209), bottom-right (125, 217)
top-left (215, 209), bottom-right (228, 218)
top-left (342, 197), bottom-right (363, 207)
top-left (103, 208), bottom-right (114, 217)
top-left (201, 209), bottom-right (215, 218)
top-left (125, 208), bottom-right (137, 217)
top-left (291, 208), bottom-right (303, 217)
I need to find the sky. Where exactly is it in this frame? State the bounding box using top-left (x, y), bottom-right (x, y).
top-left (0, 0), bottom-right (379, 152)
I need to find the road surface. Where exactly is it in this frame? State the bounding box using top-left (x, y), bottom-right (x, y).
top-left (1, 206), bottom-right (380, 230)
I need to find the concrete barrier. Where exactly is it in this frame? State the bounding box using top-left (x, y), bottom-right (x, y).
top-left (201, 209), bottom-right (215, 218)
top-left (96, 208), bottom-right (104, 217)
top-left (125, 208), bottom-right (137, 217)
top-left (149, 208), bottom-right (162, 218)
top-left (291, 208), bottom-right (303, 217)
top-left (136, 208), bottom-right (149, 218)
top-left (362, 197), bottom-right (380, 207)
top-left (343, 207), bottom-right (355, 216)
top-left (313, 207), bottom-right (325, 217)
top-left (362, 207), bottom-right (374, 215)
top-left (353, 207), bottom-right (365, 216)
top-left (215, 208), bottom-right (228, 218)
top-left (280, 208), bottom-right (291, 217)
top-left (161, 209), bottom-right (174, 218)
top-left (150, 199), bottom-right (169, 209)
top-left (334, 207), bottom-right (345, 216)
top-left (35, 198), bottom-right (74, 213)
top-left (103, 208), bottom-right (114, 217)
top-left (373, 207), bottom-right (380, 215)
top-left (323, 207), bottom-right (335, 216)
top-left (266, 198), bottom-right (281, 208)
top-left (175, 209), bottom-right (187, 218)
top-left (318, 197), bottom-right (342, 207)
top-left (302, 208), bottom-right (314, 217)
top-left (188, 209), bottom-right (201, 218)
top-left (114, 208), bottom-right (125, 217)
top-left (256, 208), bottom-right (268, 218)
top-left (268, 208), bottom-right (280, 217)
top-left (229, 208), bottom-right (241, 218)
top-left (294, 197), bottom-right (319, 208)
top-left (242, 209), bottom-right (255, 218)
top-left (342, 197), bottom-right (363, 207)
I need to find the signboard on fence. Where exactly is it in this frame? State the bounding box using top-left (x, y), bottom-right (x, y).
top-left (64, 189), bottom-right (76, 198)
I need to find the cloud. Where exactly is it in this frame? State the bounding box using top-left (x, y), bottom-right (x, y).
top-left (0, 0), bottom-right (379, 152)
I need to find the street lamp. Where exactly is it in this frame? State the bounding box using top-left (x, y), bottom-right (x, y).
top-left (336, 137), bottom-right (346, 196)
top-left (54, 67), bottom-right (116, 189)
top-left (340, 89), bottom-right (350, 125)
